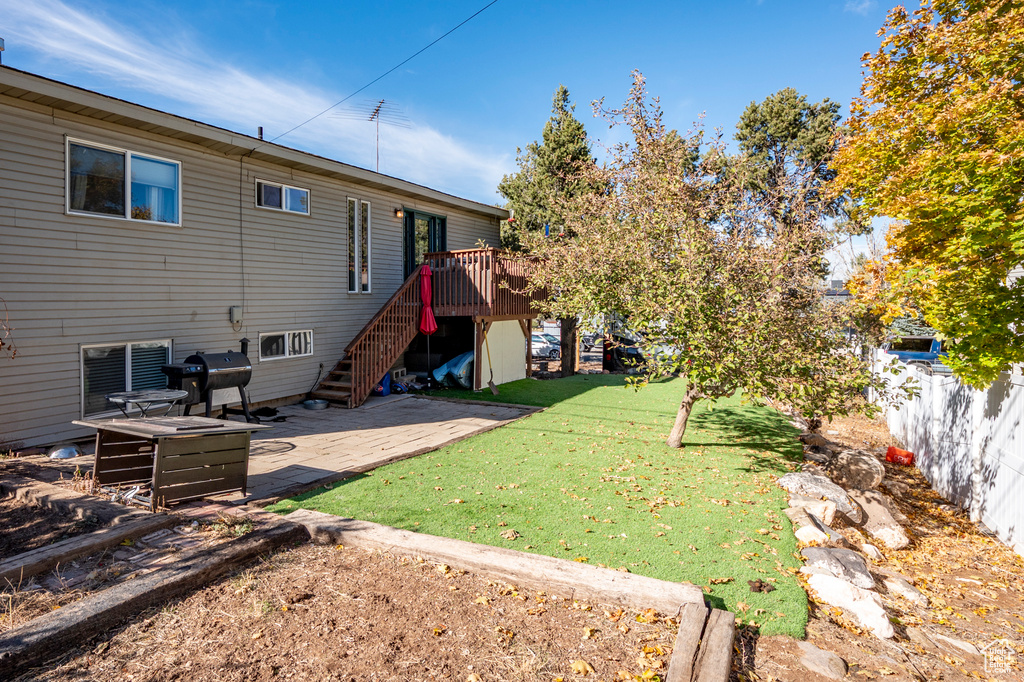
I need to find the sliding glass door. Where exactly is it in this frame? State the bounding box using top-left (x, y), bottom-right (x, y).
top-left (404, 210), bottom-right (446, 278)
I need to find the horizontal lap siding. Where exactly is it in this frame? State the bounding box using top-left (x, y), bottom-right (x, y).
top-left (0, 98), bottom-right (501, 446)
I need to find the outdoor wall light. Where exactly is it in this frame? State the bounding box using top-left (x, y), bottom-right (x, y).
top-left (395, 208), bottom-right (405, 218)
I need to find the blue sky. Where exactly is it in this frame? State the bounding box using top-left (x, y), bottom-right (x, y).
top-left (1, 0), bottom-right (892, 270)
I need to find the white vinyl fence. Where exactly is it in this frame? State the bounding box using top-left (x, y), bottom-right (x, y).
top-left (872, 350), bottom-right (1024, 557)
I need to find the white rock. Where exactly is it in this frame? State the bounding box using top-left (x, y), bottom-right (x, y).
top-left (872, 526), bottom-right (911, 550)
top-left (883, 576), bottom-right (928, 607)
top-left (861, 544), bottom-right (884, 562)
top-left (848, 490), bottom-right (910, 549)
top-left (827, 449), bottom-right (886, 490)
top-left (806, 573), bottom-right (894, 639)
top-left (802, 547), bottom-right (875, 589)
top-left (797, 641), bottom-right (848, 679)
top-left (788, 495), bottom-right (837, 526)
top-left (796, 525), bottom-right (831, 545)
top-left (930, 633), bottom-right (980, 656)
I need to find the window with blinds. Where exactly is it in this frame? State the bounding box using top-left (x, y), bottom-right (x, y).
top-left (81, 340), bottom-right (171, 417)
top-left (67, 138), bottom-right (181, 225)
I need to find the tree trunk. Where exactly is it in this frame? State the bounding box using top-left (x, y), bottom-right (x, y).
top-left (667, 389), bottom-right (701, 448)
top-left (560, 317), bottom-right (578, 377)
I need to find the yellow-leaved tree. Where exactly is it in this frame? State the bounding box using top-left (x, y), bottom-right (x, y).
top-left (833, 0), bottom-right (1024, 387)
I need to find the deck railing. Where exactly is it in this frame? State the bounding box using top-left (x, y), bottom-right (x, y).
top-left (424, 248), bottom-right (539, 318)
top-left (343, 269), bottom-right (422, 407)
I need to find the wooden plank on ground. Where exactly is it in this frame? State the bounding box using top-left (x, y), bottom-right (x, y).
top-left (693, 608), bottom-right (736, 682)
top-left (287, 509), bottom-right (704, 613)
top-left (0, 513), bottom-right (177, 587)
top-left (666, 602), bottom-right (710, 682)
top-left (0, 474), bottom-right (141, 525)
top-left (0, 516), bottom-right (308, 678)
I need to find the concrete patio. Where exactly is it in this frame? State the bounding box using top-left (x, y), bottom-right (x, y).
top-left (238, 395), bottom-right (534, 503)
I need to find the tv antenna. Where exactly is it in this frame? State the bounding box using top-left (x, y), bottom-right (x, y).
top-left (333, 99), bottom-right (411, 173)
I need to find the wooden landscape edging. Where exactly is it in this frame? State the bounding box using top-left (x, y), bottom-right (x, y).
top-left (287, 510), bottom-right (733, 681)
top-left (0, 473), bottom-right (144, 525)
top-left (0, 512), bottom-right (178, 588)
top-left (0, 516), bottom-right (308, 679)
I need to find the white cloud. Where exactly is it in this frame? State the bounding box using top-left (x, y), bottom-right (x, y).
top-left (843, 0), bottom-right (876, 15)
top-left (0, 0), bottom-right (508, 203)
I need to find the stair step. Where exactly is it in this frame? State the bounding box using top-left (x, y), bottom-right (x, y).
top-left (319, 380), bottom-right (352, 390)
top-left (311, 389), bottom-right (352, 402)
top-left (327, 369), bottom-right (351, 378)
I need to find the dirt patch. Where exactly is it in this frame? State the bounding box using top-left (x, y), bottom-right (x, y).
top-left (735, 411), bottom-right (1024, 681)
top-left (23, 543), bottom-right (679, 681)
top-left (0, 494), bottom-right (103, 559)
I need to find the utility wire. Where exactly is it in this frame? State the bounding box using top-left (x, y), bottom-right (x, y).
top-left (267, 0), bottom-right (501, 145)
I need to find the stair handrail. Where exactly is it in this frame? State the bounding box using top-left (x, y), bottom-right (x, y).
top-left (344, 269), bottom-right (422, 355)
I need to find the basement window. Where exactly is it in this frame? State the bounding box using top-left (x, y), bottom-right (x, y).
top-left (67, 139), bottom-right (181, 225)
top-left (259, 330), bottom-right (313, 360)
top-left (256, 180), bottom-right (310, 214)
top-left (81, 340), bottom-right (172, 417)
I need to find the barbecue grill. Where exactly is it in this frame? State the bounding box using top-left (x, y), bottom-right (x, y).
top-left (161, 338), bottom-right (256, 422)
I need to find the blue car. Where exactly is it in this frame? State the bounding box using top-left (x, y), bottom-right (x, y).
top-left (883, 336), bottom-right (946, 366)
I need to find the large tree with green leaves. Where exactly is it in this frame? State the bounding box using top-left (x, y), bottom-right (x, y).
top-left (833, 0), bottom-right (1024, 387)
top-left (521, 72), bottom-right (909, 446)
top-left (499, 85), bottom-right (597, 374)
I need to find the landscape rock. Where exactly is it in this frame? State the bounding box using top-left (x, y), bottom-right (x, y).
top-left (799, 433), bottom-right (832, 449)
top-left (797, 641), bottom-right (848, 680)
top-left (802, 547), bottom-right (875, 589)
top-left (906, 627), bottom-right (942, 654)
top-left (778, 473), bottom-right (860, 523)
top-left (826, 449), bottom-right (886, 490)
top-left (883, 575), bottom-right (928, 606)
top-left (795, 525), bottom-right (830, 545)
top-left (880, 479), bottom-right (909, 496)
top-left (861, 543), bottom-right (884, 562)
top-left (930, 633), bottom-right (981, 657)
top-left (788, 495), bottom-right (837, 526)
top-left (802, 446), bottom-right (831, 465)
top-left (806, 572), bottom-right (894, 639)
top-left (848, 490), bottom-right (910, 549)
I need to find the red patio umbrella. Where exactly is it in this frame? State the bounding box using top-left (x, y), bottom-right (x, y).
top-left (419, 264), bottom-right (437, 378)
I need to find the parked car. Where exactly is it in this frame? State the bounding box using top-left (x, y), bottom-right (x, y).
top-left (883, 336), bottom-right (946, 366)
top-left (530, 334), bottom-right (560, 359)
top-left (581, 333), bottom-right (600, 352)
top-left (602, 333), bottom-right (645, 371)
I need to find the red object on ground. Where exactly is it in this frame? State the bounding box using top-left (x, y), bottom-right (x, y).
top-left (419, 264), bottom-right (437, 335)
top-left (886, 446), bottom-right (915, 466)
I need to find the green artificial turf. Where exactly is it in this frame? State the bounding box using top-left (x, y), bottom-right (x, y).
top-left (268, 375), bottom-right (808, 636)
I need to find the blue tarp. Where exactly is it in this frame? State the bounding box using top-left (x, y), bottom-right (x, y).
top-left (432, 351), bottom-right (474, 389)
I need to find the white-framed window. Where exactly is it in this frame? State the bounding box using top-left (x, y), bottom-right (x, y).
top-left (81, 340), bottom-right (172, 417)
top-left (66, 138), bottom-right (181, 225)
top-left (259, 330), bottom-right (313, 360)
top-left (348, 198), bottom-right (371, 293)
top-left (255, 179), bottom-right (310, 214)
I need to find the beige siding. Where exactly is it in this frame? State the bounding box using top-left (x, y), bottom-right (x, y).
top-left (0, 97), bottom-right (500, 447)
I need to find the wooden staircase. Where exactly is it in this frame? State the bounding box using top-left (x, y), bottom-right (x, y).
top-left (313, 248), bottom-right (543, 409)
top-left (312, 269), bottom-right (423, 408)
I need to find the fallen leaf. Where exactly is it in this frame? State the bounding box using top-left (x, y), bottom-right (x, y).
top-left (473, 595), bottom-right (490, 605)
top-left (582, 627), bottom-right (598, 640)
top-left (709, 577), bottom-right (734, 585)
top-left (501, 529), bottom-right (521, 540)
top-left (571, 660), bottom-right (595, 676)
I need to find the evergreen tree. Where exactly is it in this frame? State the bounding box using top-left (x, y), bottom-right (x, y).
top-left (498, 86), bottom-right (596, 376)
top-left (498, 85), bottom-right (595, 250)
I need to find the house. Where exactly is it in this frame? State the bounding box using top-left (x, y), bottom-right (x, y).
top-left (0, 66), bottom-right (538, 448)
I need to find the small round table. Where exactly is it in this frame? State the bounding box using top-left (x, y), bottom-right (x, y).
top-left (105, 390), bottom-right (190, 418)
